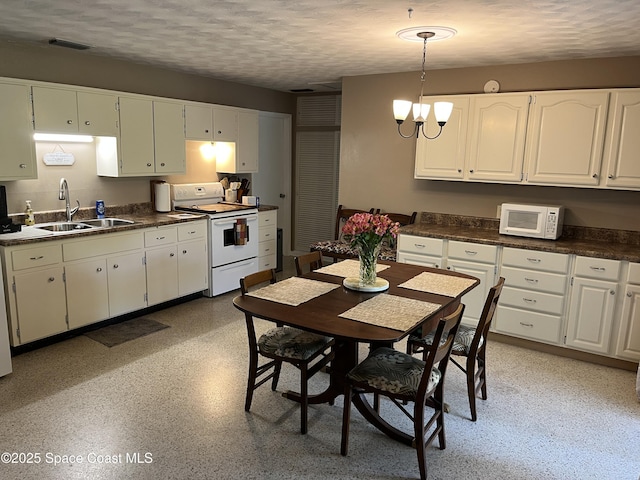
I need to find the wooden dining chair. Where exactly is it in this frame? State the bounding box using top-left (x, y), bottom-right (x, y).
top-left (294, 250), bottom-right (323, 276)
top-left (239, 269), bottom-right (335, 434)
top-left (341, 304), bottom-right (465, 480)
top-left (407, 278), bottom-right (505, 421)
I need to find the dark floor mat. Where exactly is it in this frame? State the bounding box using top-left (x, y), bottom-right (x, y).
top-left (84, 318), bottom-right (169, 347)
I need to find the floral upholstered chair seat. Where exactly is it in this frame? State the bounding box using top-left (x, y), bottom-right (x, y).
top-left (346, 347), bottom-right (441, 397)
top-left (409, 324), bottom-right (479, 356)
top-left (259, 326), bottom-right (332, 360)
top-left (309, 240), bottom-right (397, 261)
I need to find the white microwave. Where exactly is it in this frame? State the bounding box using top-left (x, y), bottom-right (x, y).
top-left (499, 203), bottom-right (565, 240)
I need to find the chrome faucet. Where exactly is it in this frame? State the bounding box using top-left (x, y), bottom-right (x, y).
top-left (59, 178), bottom-right (79, 222)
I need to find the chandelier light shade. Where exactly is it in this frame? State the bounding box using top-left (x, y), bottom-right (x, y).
top-left (394, 31), bottom-right (454, 139)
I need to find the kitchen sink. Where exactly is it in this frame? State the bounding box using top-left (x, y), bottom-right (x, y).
top-left (34, 222), bottom-right (95, 232)
top-left (81, 218), bottom-right (135, 227)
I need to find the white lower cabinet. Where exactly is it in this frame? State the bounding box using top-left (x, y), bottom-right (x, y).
top-left (495, 247), bottom-right (570, 345)
top-left (0, 220), bottom-right (208, 346)
top-left (566, 256), bottom-right (621, 354)
top-left (615, 263), bottom-right (640, 360)
top-left (445, 241), bottom-right (497, 327)
top-left (258, 210), bottom-right (277, 270)
top-left (396, 235), bottom-right (444, 268)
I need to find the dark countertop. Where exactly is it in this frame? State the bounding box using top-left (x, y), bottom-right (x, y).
top-left (400, 214), bottom-right (640, 263)
top-left (257, 204), bottom-right (278, 212)
top-left (0, 207), bottom-right (208, 247)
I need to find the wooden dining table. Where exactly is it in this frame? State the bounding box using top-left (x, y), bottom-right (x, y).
top-left (232, 260), bottom-right (479, 445)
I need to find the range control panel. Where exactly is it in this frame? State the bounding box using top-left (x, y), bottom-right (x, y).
top-left (171, 183), bottom-right (224, 202)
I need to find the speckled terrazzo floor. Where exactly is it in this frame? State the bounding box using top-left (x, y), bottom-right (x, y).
top-left (0, 257), bottom-right (638, 480)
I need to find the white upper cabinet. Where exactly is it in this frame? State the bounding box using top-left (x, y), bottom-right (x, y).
top-left (0, 82), bottom-right (37, 180)
top-left (213, 107), bottom-right (238, 142)
top-left (602, 89), bottom-right (640, 189)
top-left (116, 96), bottom-right (155, 176)
top-left (185, 104), bottom-right (213, 140)
top-left (32, 86), bottom-right (118, 136)
top-left (153, 100), bottom-right (186, 174)
top-left (466, 93), bottom-right (531, 183)
top-left (524, 90), bottom-right (609, 187)
top-left (414, 95), bottom-right (469, 180)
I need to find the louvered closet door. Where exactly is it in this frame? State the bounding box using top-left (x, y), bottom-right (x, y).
top-left (294, 131), bottom-right (340, 252)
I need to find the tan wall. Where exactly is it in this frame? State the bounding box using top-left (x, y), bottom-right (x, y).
top-left (0, 40), bottom-right (294, 214)
top-left (340, 56), bottom-right (640, 231)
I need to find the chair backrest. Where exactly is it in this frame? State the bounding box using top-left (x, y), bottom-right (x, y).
top-left (417, 304), bottom-right (465, 398)
top-left (384, 211), bottom-right (417, 226)
top-left (295, 251), bottom-right (323, 276)
top-left (240, 268), bottom-right (277, 295)
top-left (471, 277), bottom-right (505, 351)
top-left (335, 205), bottom-right (376, 241)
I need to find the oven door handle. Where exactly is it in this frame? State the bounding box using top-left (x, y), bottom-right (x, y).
top-left (213, 217), bottom-right (257, 227)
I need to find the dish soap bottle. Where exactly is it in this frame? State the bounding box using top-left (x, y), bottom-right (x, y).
top-left (24, 200), bottom-right (35, 226)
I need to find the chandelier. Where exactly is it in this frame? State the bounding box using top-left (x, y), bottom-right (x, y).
top-left (393, 31), bottom-right (453, 139)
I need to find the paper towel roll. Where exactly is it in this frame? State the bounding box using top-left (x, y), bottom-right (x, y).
top-left (154, 182), bottom-right (171, 212)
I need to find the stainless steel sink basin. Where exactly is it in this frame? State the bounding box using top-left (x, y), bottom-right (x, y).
top-left (82, 218), bottom-right (135, 227)
top-left (34, 222), bottom-right (95, 232)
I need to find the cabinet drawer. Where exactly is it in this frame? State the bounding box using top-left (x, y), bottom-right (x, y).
top-left (12, 244), bottom-right (62, 270)
top-left (63, 232), bottom-right (143, 261)
top-left (259, 210), bottom-right (277, 228)
top-left (397, 251), bottom-right (442, 268)
top-left (259, 226), bottom-right (277, 243)
top-left (259, 254), bottom-right (277, 270)
top-left (177, 221), bottom-right (207, 241)
top-left (258, 239), bottom-right (276, 258)
top-left (447, 241), bottom-right (497, 264)
top-left (144, 227), bottom-right (178, 247)
top-left (500, 286), bottom-right (565, 315)
top-left (502, 247), bottom-right (569, 273)
top-left (574, 256), bottom-right (621, 281)
top-left (500, 266), bottom-right (568, 294)
top-left (495, 305), bottom-right (562, 344)
top-left (628, 263), bottom-right (640, 284)
top-left (397, 235), bottom-right (444, 257)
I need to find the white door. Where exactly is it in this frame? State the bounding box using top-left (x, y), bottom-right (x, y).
top-left (255, 112), bottom-right (292, 253)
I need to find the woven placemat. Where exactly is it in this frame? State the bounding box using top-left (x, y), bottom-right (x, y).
top-left (398, 271), bottom-right (477, 297)
top-left (248, 276), bottom-right (340, 306)
top-left (316, 259), bottom-right (390, 278)
top-left (339, 294), bottom-right (440, 332)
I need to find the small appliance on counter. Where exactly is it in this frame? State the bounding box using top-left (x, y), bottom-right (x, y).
top-left (151, 180), bottom-right (171, 213)
top-left (499, 203), bottom-right (564, 240)
top-left (0, 186), bottom-right (21, 234)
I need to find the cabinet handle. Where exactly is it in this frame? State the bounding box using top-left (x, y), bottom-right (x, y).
top-left (469, 169), bottom-right (474, 173)
top-left (464, 250), bottom-right (478, 256)
top-left (85, 121), bottom-right (91, 125)
top-left (205, 129), bottom-right (209, 133)
top-left (48, 277), bottom-right (55, 282)
top-left (592, 173), bottom-right (597, 178)
top-left (19, 164), bottom-right (26, 169)
top-left (628, 292), bottom-right (633, 297)
top-left (113, 264), bottom-right (119, 269)
top-left (160, 162), bottom-right (166, 167)
top-left (589, 266), bottom-right (606, 272)
top-left (610, 290), bottom-right (615, 295)
top-left (524, 277), bottom-right (538, 283)
top-left (265, 248), bottom-right (270, 252)
top-left (147, 163), bottom-right (152, 167)
top-left (170, 253), bottom-right (175, 257)
top-left (182, 250), bottom-right (187, 254)
top-left (217, 130), bottom-right (222, 134)
top-left (608, 174), bottom-right (614, 179)
top-left (526, 257), bottom-right (541, 263)
top-left (187, 230), bottom-right (196, 234)
top-left (30, 255), bottom-right (44, 260)
top-left (157, 236), bottom-right (166, 240)
top-left (96, 267), bottom-right (102, 272)
top-left (414, 243), bottom-right (426, 248)
top-left (265, 233), bottom-right (271, 238)
top-left (522, 298), bottom-right (537, 303)
top-left (519, 322), bottom-right (534, 328)
top-left (66, 120), bottom-right (73, 125)
top-left (457, 169), bottom-right (462, 173)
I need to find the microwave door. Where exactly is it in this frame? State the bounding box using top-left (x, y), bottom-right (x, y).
top-left (500, 205), bottom-right (545, 238)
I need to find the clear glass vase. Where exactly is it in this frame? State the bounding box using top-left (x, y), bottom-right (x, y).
top-left (357, 242), bottom-right (382, 287)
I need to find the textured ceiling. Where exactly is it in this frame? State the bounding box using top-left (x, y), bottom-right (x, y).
top-left (0, 0), bottom-right (639, 92)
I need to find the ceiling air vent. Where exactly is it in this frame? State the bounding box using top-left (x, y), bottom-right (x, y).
top-left (48, 38), bottom-right (91, 50)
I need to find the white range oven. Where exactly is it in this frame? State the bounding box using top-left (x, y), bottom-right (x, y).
top-left (171, 182), bottom-right (259, 297)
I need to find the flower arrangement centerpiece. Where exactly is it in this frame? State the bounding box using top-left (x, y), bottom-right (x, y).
top-left (342, 213), bottom-right (400, 287)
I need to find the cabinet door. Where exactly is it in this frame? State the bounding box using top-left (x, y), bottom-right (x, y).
top-left (0, 82), bottom-right (37, 179)
top-left (13, 267), bottom-right (67, 344)
top-left (118, 96), bottom-right (155, 175)
top-left (178, 239), bottom-right (208, 296)
top-left (31, 86), bottom-right (78, 133)
top-left (566, 277), bottom-right (617, 354)
top-left (77, 91), bottom-right (119, 136)
top-left (445, 259), bottom-right (495, 327)
top-left (146, 245), bottom-right (179, 306)
top-left (466, 94), bottom-right (530, 183)
top-left (213, 107), bottom-right (238, 142)
top-left (615, 284), bottom-right (640, 360)
top-left (603, 90), bottom-right (640, 190)
top-left (414, 96), bottom-right (469, 180)
top-left (65, 259), bottom-right (109, 329)
top-left (236, 110), bottom-right (259, 172)
top-left (107, 252), bottom-right (147, 317)
top-left (154, 101), bottom-right (186, 174)
top-left (185, 104), bottom-right (213, 140)
top-left (525, 91), bottom-right (609, 186)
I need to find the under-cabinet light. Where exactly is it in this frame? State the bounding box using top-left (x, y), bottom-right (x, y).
top-left (33, 133), bottom-right (94, 143)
